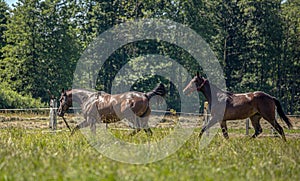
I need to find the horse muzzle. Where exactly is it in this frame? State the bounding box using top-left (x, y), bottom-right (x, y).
top-left (183, 86), bottom-right (196, 96)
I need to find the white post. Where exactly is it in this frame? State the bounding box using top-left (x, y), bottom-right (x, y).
top-left (203, 101), bottom-right (210, 136)
top-left (49, 98), bottom-right (57, 130)
top-left (246, 118), bottom-right (250, 135)
top-left (271, 110), bottom-right (279, 136)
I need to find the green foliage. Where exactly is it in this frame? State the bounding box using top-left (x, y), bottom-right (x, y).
top-left (0, 83), bottom-right (45, 108)
top-left (0, 0), bottom-right (80, 101)
top-left (281, 0), bottom-right (300, 114)
top-left (0, 0), bottom-right (298, 112)
top-left (0, 0), bottom-right (9, 55)
top-left (203, 0), bottom-right (299, 113)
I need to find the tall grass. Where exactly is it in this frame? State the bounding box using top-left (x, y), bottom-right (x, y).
top-left (0, 128), bottom-right (299, 181)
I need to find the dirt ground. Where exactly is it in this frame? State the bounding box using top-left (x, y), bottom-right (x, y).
top-left (0, 113), bottom-right (299, 131)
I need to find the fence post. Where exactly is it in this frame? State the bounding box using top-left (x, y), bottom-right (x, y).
top-left (49, 97), bottom-right (57, 130)
top-left (246, 118), bottom-right (250, 135)
top-left (203, 101), bottom-right (210, 136)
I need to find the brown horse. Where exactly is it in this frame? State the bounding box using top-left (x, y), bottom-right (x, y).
top-left (183, 72), bottom-right (292, 141)
top-left (57, 83), bottom-right (166, 135)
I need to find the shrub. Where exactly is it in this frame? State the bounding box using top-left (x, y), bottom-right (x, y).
top-left (0, 83), bottom-right (45, 109)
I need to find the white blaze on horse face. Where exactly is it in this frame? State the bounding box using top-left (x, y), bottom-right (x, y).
top-left (183, 80), bottom-right (197, 95)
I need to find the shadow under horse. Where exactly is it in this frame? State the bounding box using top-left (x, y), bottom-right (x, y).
top-left (57, 83), bottom-right (166, 136)
top-left (183, 72), bottom-right (292, 141)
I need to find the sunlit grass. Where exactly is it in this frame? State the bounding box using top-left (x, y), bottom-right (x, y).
top-left (0, 127), bottom-right (299, 180)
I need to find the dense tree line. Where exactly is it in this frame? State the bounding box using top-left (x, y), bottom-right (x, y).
top-left (0, 0), bottom-right (299, 114)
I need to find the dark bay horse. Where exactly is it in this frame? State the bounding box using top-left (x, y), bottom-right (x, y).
top-left (183, 72), bottom-right (292, 141)
top-left (57, 83), bottom-right (166, 135)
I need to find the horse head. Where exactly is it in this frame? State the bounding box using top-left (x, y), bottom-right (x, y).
top-left (183, 71), bottom-right (207, 95)
top-left (57, 88), bottom-right (72, 117)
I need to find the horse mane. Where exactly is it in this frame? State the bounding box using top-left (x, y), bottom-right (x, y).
top-left (207, 81), bottom-right (234, 100)
top-left (146, 83), bottom-right (166, 99)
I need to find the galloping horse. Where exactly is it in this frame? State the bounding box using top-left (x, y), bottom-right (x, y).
top-left (183, 72), bottom-right (292, 141)
top-left (57, 83), bottom-right (166, 136)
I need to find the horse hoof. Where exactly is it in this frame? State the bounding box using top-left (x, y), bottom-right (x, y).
top-left (70, 130), bottom-right (76, 136)
top-left (198, 133), bottom-right (203, 138)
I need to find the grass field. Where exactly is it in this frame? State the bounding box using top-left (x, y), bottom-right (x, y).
top-left (1, 123), bottom-right (300, 181)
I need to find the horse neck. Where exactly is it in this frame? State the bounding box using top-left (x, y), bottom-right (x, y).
top-left (70, 89), bottom-right (91, 105)
top-left (200, 82), bottom-right (212, 106)
top-left (200, 81), bottom-right (224, 108)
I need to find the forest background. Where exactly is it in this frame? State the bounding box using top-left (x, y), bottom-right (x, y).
top-left (0, 0), bottom-right (299, 114)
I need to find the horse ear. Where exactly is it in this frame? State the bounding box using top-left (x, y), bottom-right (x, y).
top-left (196, 71), bottom-right (200, 77)
top-left (61, 88), bottom-right (65, 93)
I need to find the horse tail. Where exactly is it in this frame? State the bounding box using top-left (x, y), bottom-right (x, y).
top-left (273, 98), bottom-right (293, 129)
top-left (146, 83), bottom-right (166, 100)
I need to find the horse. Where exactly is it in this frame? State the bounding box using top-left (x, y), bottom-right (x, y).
top-left (183, 72), bottom-right (292, 141)
top-left (57, 83), bottom-right (166, 136)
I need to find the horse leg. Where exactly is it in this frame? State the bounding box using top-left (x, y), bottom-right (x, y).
top-left (250, 114), bottom-right (262, 138)
top-left (71, 120), bottom-right (90, 136)
top-left (90, 118), bottom-right (96, 135)
top-left (220, 120), bottom-right (229, 139)
top-left (128, 119), bottom-right (153, 137)
top-left (257, 99), bottom-right (287, 141)
top-left (120, 101), bottom-right (139, 136)
top-left (266, 119), bottom-right (286, 141)
top-left (257, 110), bottom-right (287, 141)
top-left (129, 128), bottom-right (141, 136)
top-left (199, 117), bottom-right (219, 138)
top-left (140, 109), bottom-right (152, 137)
top-left (127, 115), bottom-right (139, 136)
top-left (144, 128), bottom-right (153, 137)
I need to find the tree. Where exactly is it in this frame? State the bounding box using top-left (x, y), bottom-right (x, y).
top-left (0, 0), bottom-right (9, 59)
top-left (1, 0), bottom-right (80, 101)
top-left (281, 0), bottom-right (300, 113)
top-left (0, 0), bottom-right (297, 112)
top-left (204, 0), bottom-right (246, 91)
top-left (1, 0), bottom-right (41, 96)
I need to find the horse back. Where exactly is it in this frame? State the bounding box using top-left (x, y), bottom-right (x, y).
top-left (223, 91), bottom-right (275, 120)
top-left (230, 91), bottom-right (273, 104)
top-left (112, 92), bottom-right (150, 116)
top-left (96, 91), bottom-right (150, 120)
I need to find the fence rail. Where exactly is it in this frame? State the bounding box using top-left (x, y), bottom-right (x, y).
top-left (0, 107), bottom-right (299, 117)
top-left (0, 107), bottom-right (298, 136)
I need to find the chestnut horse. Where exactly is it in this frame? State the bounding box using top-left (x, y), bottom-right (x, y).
top-left (57, 83), bottom-right (166, 136)
top-left (183, 72), bottom-right (292, 141)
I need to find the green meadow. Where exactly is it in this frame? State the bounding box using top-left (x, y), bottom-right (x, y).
top-left (0, 127), bottom-right (299, 181)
